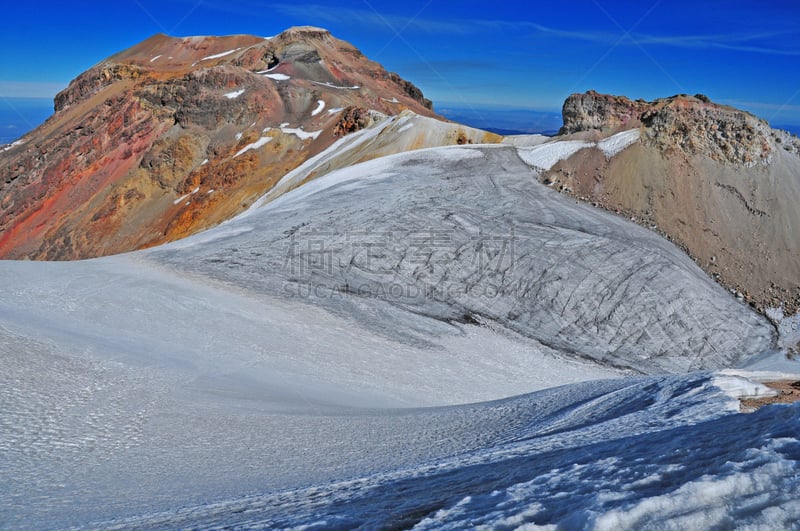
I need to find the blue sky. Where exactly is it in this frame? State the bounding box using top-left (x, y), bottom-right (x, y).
top-left (1, 0), bottom-right (799, 126)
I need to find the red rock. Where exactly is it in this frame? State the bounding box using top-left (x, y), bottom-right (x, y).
top-left (0, 27), bottom-right (441, 260)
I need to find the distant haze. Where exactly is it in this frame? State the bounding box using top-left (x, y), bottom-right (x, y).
top-left (0, 98), bottom-right (52, 144)
top-left (438, 106), bottom-right (563, 136)
top-left (2, 2), bottom-right (800, 126)
top-left (1, 96), bottom-right (797, 145)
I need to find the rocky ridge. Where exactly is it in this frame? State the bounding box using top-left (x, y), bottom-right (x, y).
top-left (561, 90), bottom-right (799, 166)
top-left (549, 91), bottom-right (800, 315)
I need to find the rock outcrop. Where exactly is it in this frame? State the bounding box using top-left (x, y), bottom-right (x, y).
top-left (547, 91), bottom-right (800, 314)
top-left (559, 90), bottom-right (649, 134)
top-left (332, 106), bottom-right (378, 137)
top-left (0, 27), bottom-right (489, 260)
top-left (560, 91), bottom-right (785, 166)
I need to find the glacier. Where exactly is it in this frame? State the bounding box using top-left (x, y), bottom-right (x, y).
top-left (0, 137), bottom-right (798, 528)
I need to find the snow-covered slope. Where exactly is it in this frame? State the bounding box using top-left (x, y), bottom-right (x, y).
top-left (157, 143), bottom-right (773, 373)
top-left (1, 139), bottom-right (796, 528)
top-left (245, 110), bottom-right (500, 210)
top-left (86, 374), bottom-right (800, 530)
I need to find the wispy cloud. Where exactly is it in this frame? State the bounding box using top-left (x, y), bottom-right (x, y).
top-left (267, 4), bottom-right (800, 57)
top-left (631, 31), bottom-right (800, 56)
top-left (270, 3), bottom-right (467, 34)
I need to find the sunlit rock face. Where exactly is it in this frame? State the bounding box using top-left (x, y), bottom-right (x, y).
top-left (0, 27), bottom-right (498, 260)
top-left (551, 91), bottom-right (800, 314)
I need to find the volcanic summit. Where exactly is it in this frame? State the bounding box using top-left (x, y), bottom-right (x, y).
top-left (0, 27), bottom-right (496, 260)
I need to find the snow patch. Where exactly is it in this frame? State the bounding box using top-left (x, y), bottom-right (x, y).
top-left (597, 129), bottom-right (641, 157)
top-left (310, 100), bottom-right (326, 117)
top-left (264, 73), bottom-right (290, 81)
top-left (150, 55), bottom-right (162, 63)
top-left (200, 48), bottom-right (241, 62)
top-left (516, 140), bottom-right (593, 171)
top-left (310, 81), bottom-right (359, 90)
top-left (200, 159), bottom-right (208, 166)
top-left (235, 132), bottom-right (243, 141)
top-left (711, 372), bottom-right (777, 410)
top-left (280, 126), bottom-right (321, 141)
top-left (223, 89), bottom-right (245, 99)
top-left (513, 131), bottom-right (638, 168)
top-left (2, 139), bottom-right (25, 152)
top-left (327, 107), bottom-right (344, 114)
top-left (173, 193), bottom-right (190, 205)
top-left (234, 137), bottom-right (273, 158)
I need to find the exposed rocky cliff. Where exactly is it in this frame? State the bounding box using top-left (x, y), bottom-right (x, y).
top-left (560, 91), bottom-right (796, 165)
top-left (559, 90), bottom-right (649, 134)
top-left (548, 91), bottom-right (800, 314)
top-left (0, 27), bottom-right (492, 260)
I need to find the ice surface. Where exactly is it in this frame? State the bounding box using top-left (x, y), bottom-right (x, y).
top-left (767, 307), bottom-right (800, 353)
top-left (516, 140), bottom-right (594, 170)
top-left (15, 371), bottom-right (792, 529)
top-left (511, 130), bottom-right (640, 162)
top-left (502, 134), bottom-right (550, 147)
top-left (244, 114), bottom-right (408, 211)
top-left (0, 249), bottom-right (628, 525)
top-left (0, 141), bottom-right (796, 528)
top-left (597, 128), bottom-right (641, 157)
top-left (188, 145), bottom-right (773, 373)
top-left (711, 373), bottom-right (778, 410)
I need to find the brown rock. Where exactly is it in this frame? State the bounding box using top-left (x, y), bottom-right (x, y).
top-left (0, 27), bottom-right (453, 260)
top-left (332, 107), bottom-right (374, 137)
top-left (547, 91), bottom-right (800, 315)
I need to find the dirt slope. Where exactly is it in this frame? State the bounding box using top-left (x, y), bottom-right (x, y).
top-left (546, 91), bottom-right (800, 313)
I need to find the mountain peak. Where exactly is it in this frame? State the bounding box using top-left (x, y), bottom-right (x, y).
top-left (277, 26), bottom-right (332, 39)
top-left (560, 90), bottom-right (785, 165)
top-left (0, 28), bottom-right (473, 260)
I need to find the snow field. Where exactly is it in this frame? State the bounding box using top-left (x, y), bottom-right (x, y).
top-left (1, 131), bottom-right (797, 528)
